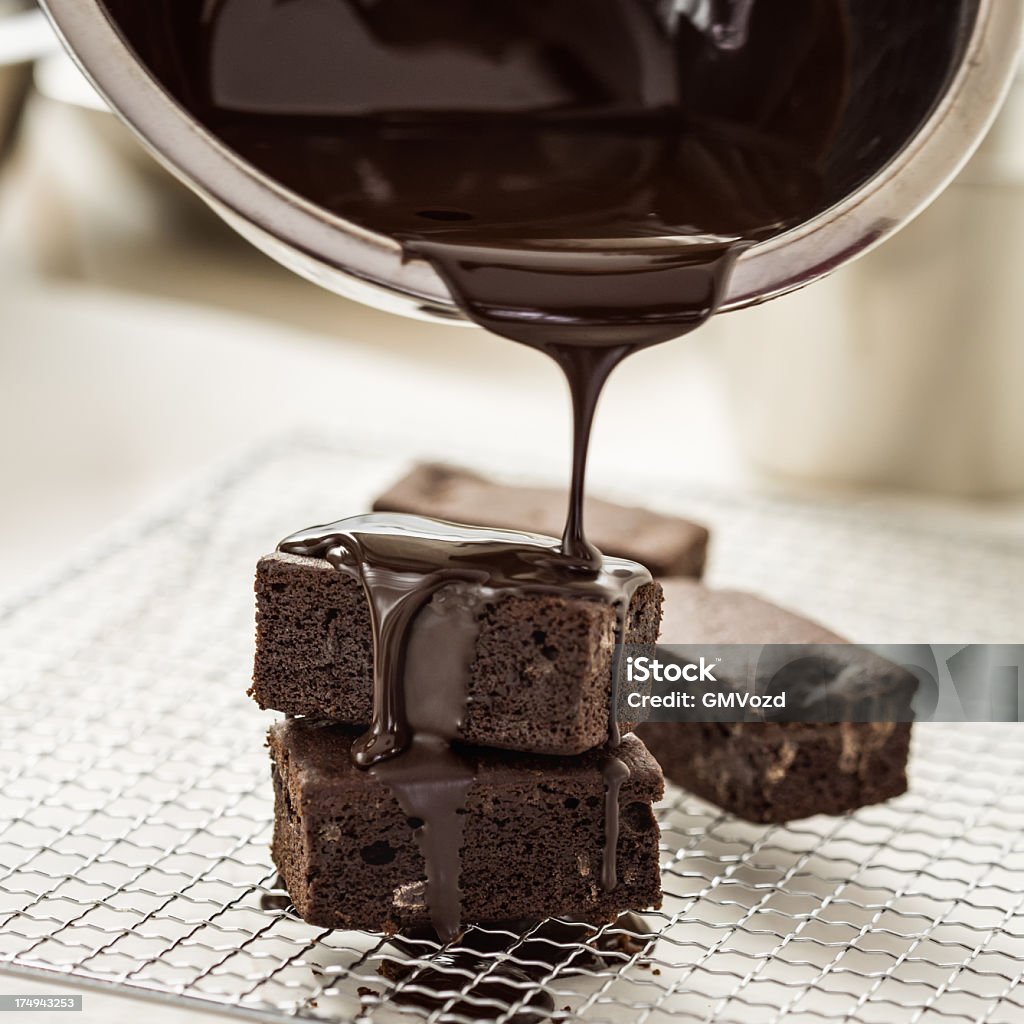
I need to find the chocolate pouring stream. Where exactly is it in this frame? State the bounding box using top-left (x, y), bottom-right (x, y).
top-left (106, 0), bottom-right (853, 940)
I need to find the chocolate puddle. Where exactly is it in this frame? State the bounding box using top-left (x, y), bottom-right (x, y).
top-left (377, 913), bottom-right (657, 1023)
top-left (115, 0), bottom-right (853, 940)
top-left (382, 955), bottom-right (555, 1024)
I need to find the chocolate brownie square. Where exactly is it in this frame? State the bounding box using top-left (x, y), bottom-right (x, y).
top-left (269, 719), bottom-right (664, 934)
top-left (252, 551), bottom-right (662, 756)
top-left (640, 718), bottom-right (912, 824)
top-left (636, 581), bottom-right (914, 823)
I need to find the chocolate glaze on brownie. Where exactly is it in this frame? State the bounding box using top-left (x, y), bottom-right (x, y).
top-left (252, 551), bottom-right (663, 756)
top-left (277, 513), bottom-right (654, 937)
top-left (269, 720), bottom-right (664, 934)
top-left (374, 463), bottom-right (709, 578)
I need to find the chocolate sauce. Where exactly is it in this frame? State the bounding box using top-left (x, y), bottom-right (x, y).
top-left (113, 0), bottom-right (852, 550)
top-left (119, 0), bottom-right (855, 940)
top-left (382, 955), bottom-right (554, 1024)
top-left (368, 736), bottom-right (473, 944)
top-left (379, 913), bottom-right (657, 1023)
top-left (600, 756), bottom-right (631, 891)
top-left (278, 515), bottom-right (649, 761)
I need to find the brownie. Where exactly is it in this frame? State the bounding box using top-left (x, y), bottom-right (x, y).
top-left (657, 583), bottom-right (847, 647)
top-left (373, 463), bottom-right (709, 578)
top-left (636, 580), bottom-right (914, 823)
top-left (269, 719), bottom-right (664, 934)
top-left (640, 719), bottom-right (912, 824)
top-left (252, 551), bottom-right (663, 756)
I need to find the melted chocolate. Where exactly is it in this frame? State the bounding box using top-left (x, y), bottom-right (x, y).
top-left (119, 0), bottom-right (851, 559)
top-left (381, 954), bottom-right (555, 1024)
top-left (600, 756), bottom-right (631, 891)
top-left (278, 515), bottom-right (649, 762)
top-left (369, 736), bottom-right (473, 944)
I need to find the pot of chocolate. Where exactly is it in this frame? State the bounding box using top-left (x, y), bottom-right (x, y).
top-left (719, 44), bottom-right (1024, 496)
top-left (38, 0), bottom-right (1024, 324)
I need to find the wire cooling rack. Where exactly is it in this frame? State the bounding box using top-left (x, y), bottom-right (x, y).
top-left (1, 439), bottom-right (1023, 1024)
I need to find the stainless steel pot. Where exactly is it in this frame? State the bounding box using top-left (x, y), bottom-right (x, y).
top-left (39, 0), bottom-right (1024, 325)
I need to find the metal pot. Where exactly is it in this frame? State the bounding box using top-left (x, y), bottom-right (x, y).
top-left (38, 0), bottom-right (1024, 325)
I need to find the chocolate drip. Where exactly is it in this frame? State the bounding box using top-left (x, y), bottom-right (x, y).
top-left (401, 582), bottom-right (492, 740)
top-left (600, 755), bottom-right (631, 892)
top-left (370, 737), bottom-right (473, 942)
top-left (554, 344), bottom-right (629, 569)
top-left (279, 515), bottom-right (649, 760)
top-left (596, 595), bottom-right (639, 889)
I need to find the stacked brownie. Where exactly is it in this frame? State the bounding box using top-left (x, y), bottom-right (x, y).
top-left (252, 501), bottom-right (675, 936)
top-left (268, 723), bottom-right (664, 932)
top-left (254, 549), bottom-right (664, 755)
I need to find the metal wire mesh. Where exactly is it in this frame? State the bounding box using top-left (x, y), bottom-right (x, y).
top-left (1, 439), bottom-right (1023, 1024)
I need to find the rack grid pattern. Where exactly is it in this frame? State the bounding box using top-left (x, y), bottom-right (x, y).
top-left (1, 441), bottom-right (1022, 1023)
